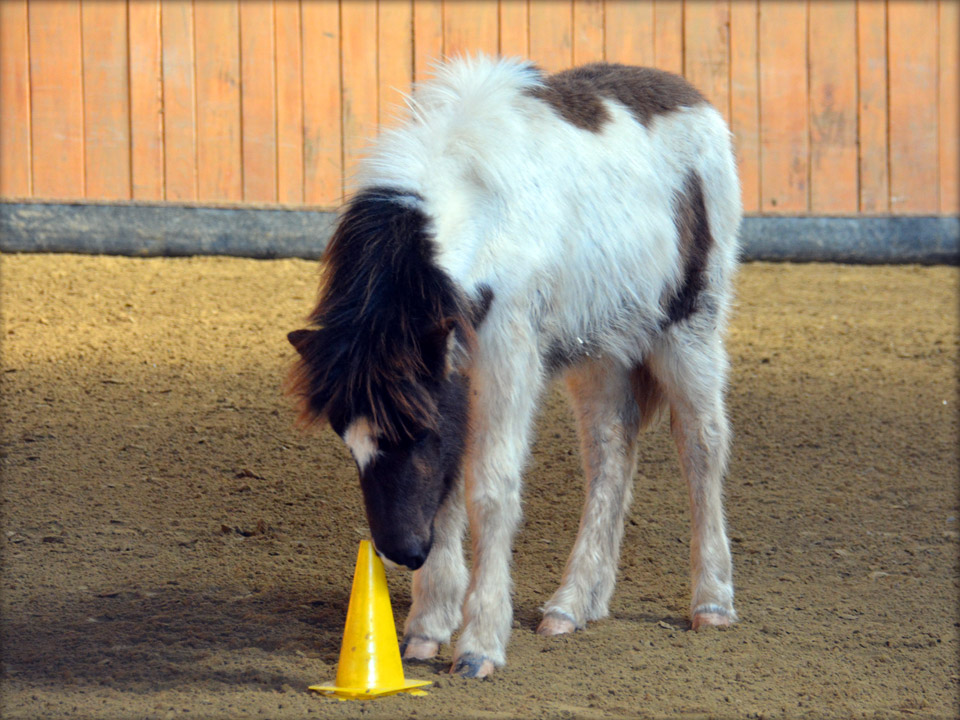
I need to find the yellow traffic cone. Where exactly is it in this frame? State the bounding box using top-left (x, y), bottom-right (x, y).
top-left (310, 540), bottom-right (432, 700)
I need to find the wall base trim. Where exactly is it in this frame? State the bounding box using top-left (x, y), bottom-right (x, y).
top-left (1, 202), bottom-right (957, 264)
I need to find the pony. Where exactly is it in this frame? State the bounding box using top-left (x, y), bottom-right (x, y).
top-left (288, 55), bottom-right (741, 678)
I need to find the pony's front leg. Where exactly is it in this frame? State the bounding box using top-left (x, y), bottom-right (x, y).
top-left (452, 342), bottom-right (544, 678)
top-left (401, 476), bottom-right (468, 660)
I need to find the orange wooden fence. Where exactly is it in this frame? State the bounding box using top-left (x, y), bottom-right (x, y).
top-left (1, 0), bottom-right (956, 214)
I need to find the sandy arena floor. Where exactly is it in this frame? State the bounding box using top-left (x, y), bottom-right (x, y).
top-left (1, 254), bottom-right (957, 719)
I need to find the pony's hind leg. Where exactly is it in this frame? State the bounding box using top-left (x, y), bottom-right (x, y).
top-left (648, 328), bottom-right (737, 629)
top-left (401, 476), bottom-right (468, 659)
top-left (538, 359), bottom-right (642, 635)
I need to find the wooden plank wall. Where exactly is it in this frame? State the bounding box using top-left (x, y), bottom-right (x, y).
top-left (0, 0), bottom-right (956, 214)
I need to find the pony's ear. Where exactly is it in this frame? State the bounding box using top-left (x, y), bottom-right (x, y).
top-left (420, 318), bottom-right (460, 378)
top-left (287, 328), bottom-right (315, 356)
top-left (286, 327), bottom-right (336, 429)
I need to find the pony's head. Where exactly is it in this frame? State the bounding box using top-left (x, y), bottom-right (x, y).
top-left (286, 189), bottom-right (490, 569)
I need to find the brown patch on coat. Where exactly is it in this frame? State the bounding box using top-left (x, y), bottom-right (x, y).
top-left (527, 63), bottom-right (707, 133)
top-left (664, 171), bottom-right (714, 325)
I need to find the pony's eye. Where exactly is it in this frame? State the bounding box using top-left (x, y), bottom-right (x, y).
top-left (413, 430), bottom-right (432, 447)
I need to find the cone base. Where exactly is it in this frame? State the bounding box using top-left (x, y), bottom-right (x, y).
top-left (309, 678), bottom-right (431, 700)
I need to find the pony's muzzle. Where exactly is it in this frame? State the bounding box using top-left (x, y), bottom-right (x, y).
top-left (373, 539), bottom-right (428, 571)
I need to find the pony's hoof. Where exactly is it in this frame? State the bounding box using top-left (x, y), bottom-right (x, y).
top-left (691, 604), bottom-right (736, 630)
top-left (400, 635), bottom-right (440, 660)
top-left (451, 653), bottom-right (495, 678)
top-left (537, 611), bottom-right (577, 636)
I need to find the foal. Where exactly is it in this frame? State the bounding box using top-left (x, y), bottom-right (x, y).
top-left (288, 56), bottom-right (741, 678)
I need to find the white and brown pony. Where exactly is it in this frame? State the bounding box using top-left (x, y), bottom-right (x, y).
top-left (288, 56), bottom-right (741, 678)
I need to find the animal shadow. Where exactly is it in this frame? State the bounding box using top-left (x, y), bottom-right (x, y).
top-left (0, 585), bottom-right (350, 691)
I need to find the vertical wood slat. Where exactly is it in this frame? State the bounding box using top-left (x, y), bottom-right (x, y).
top-left (529, 0), bottom-right (573, 73)
top-left (683, 0), bottom-right (730, 124)
top-left (499, 0), bottom-right (529, 59)
top-left (340, 0), bottom-right (378, 192)
top-left (0, 0), bottom-right (31, 197)
top-left (444, 1), bottom-right (498, 59)
top-left (808, 0), bottom-right (858, 213)
top-left (194, 0), bottom-right (242, 203)
top-left (81, 0), bottom-right (130, 200)
top-left (301, 0), bottom-right (341, 206)
top-left (759, 1), bottom-right (808, 213)
top-left (239, 0), bottom-right (277, 203)
top-left (28, 0), bottom-right (85, 198)
top-left (605, 0), bottom-right (654, 66)
top-left (379, 0), bottom-right (414, 126)
top-left (129, 0), bottom-right (164, 200)
top-left (161, 0), bottom-right (197, 201)
top-left (888, 0), bottom-right (939, 213)
top-left (939, 0), bottom-right (959, 214)
top-left (857, 0), bottom-right (889, 213)
top-left (275, 0), bottom-right (303, 204)
top-left (414, 0), bottom-right (443, 82)
top-left (653, 0), bottom-right (683, 74)
top-left (572, 0), bottom-right (603, 65)
top-left (730, 0), bottom-right (759, 213)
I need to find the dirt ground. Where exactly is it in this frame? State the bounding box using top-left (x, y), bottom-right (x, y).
top-left (1, 253), bottom-right (957, 720)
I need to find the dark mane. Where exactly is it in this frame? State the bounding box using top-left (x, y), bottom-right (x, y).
top-left (287, 188), bottom-right (467, 442)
